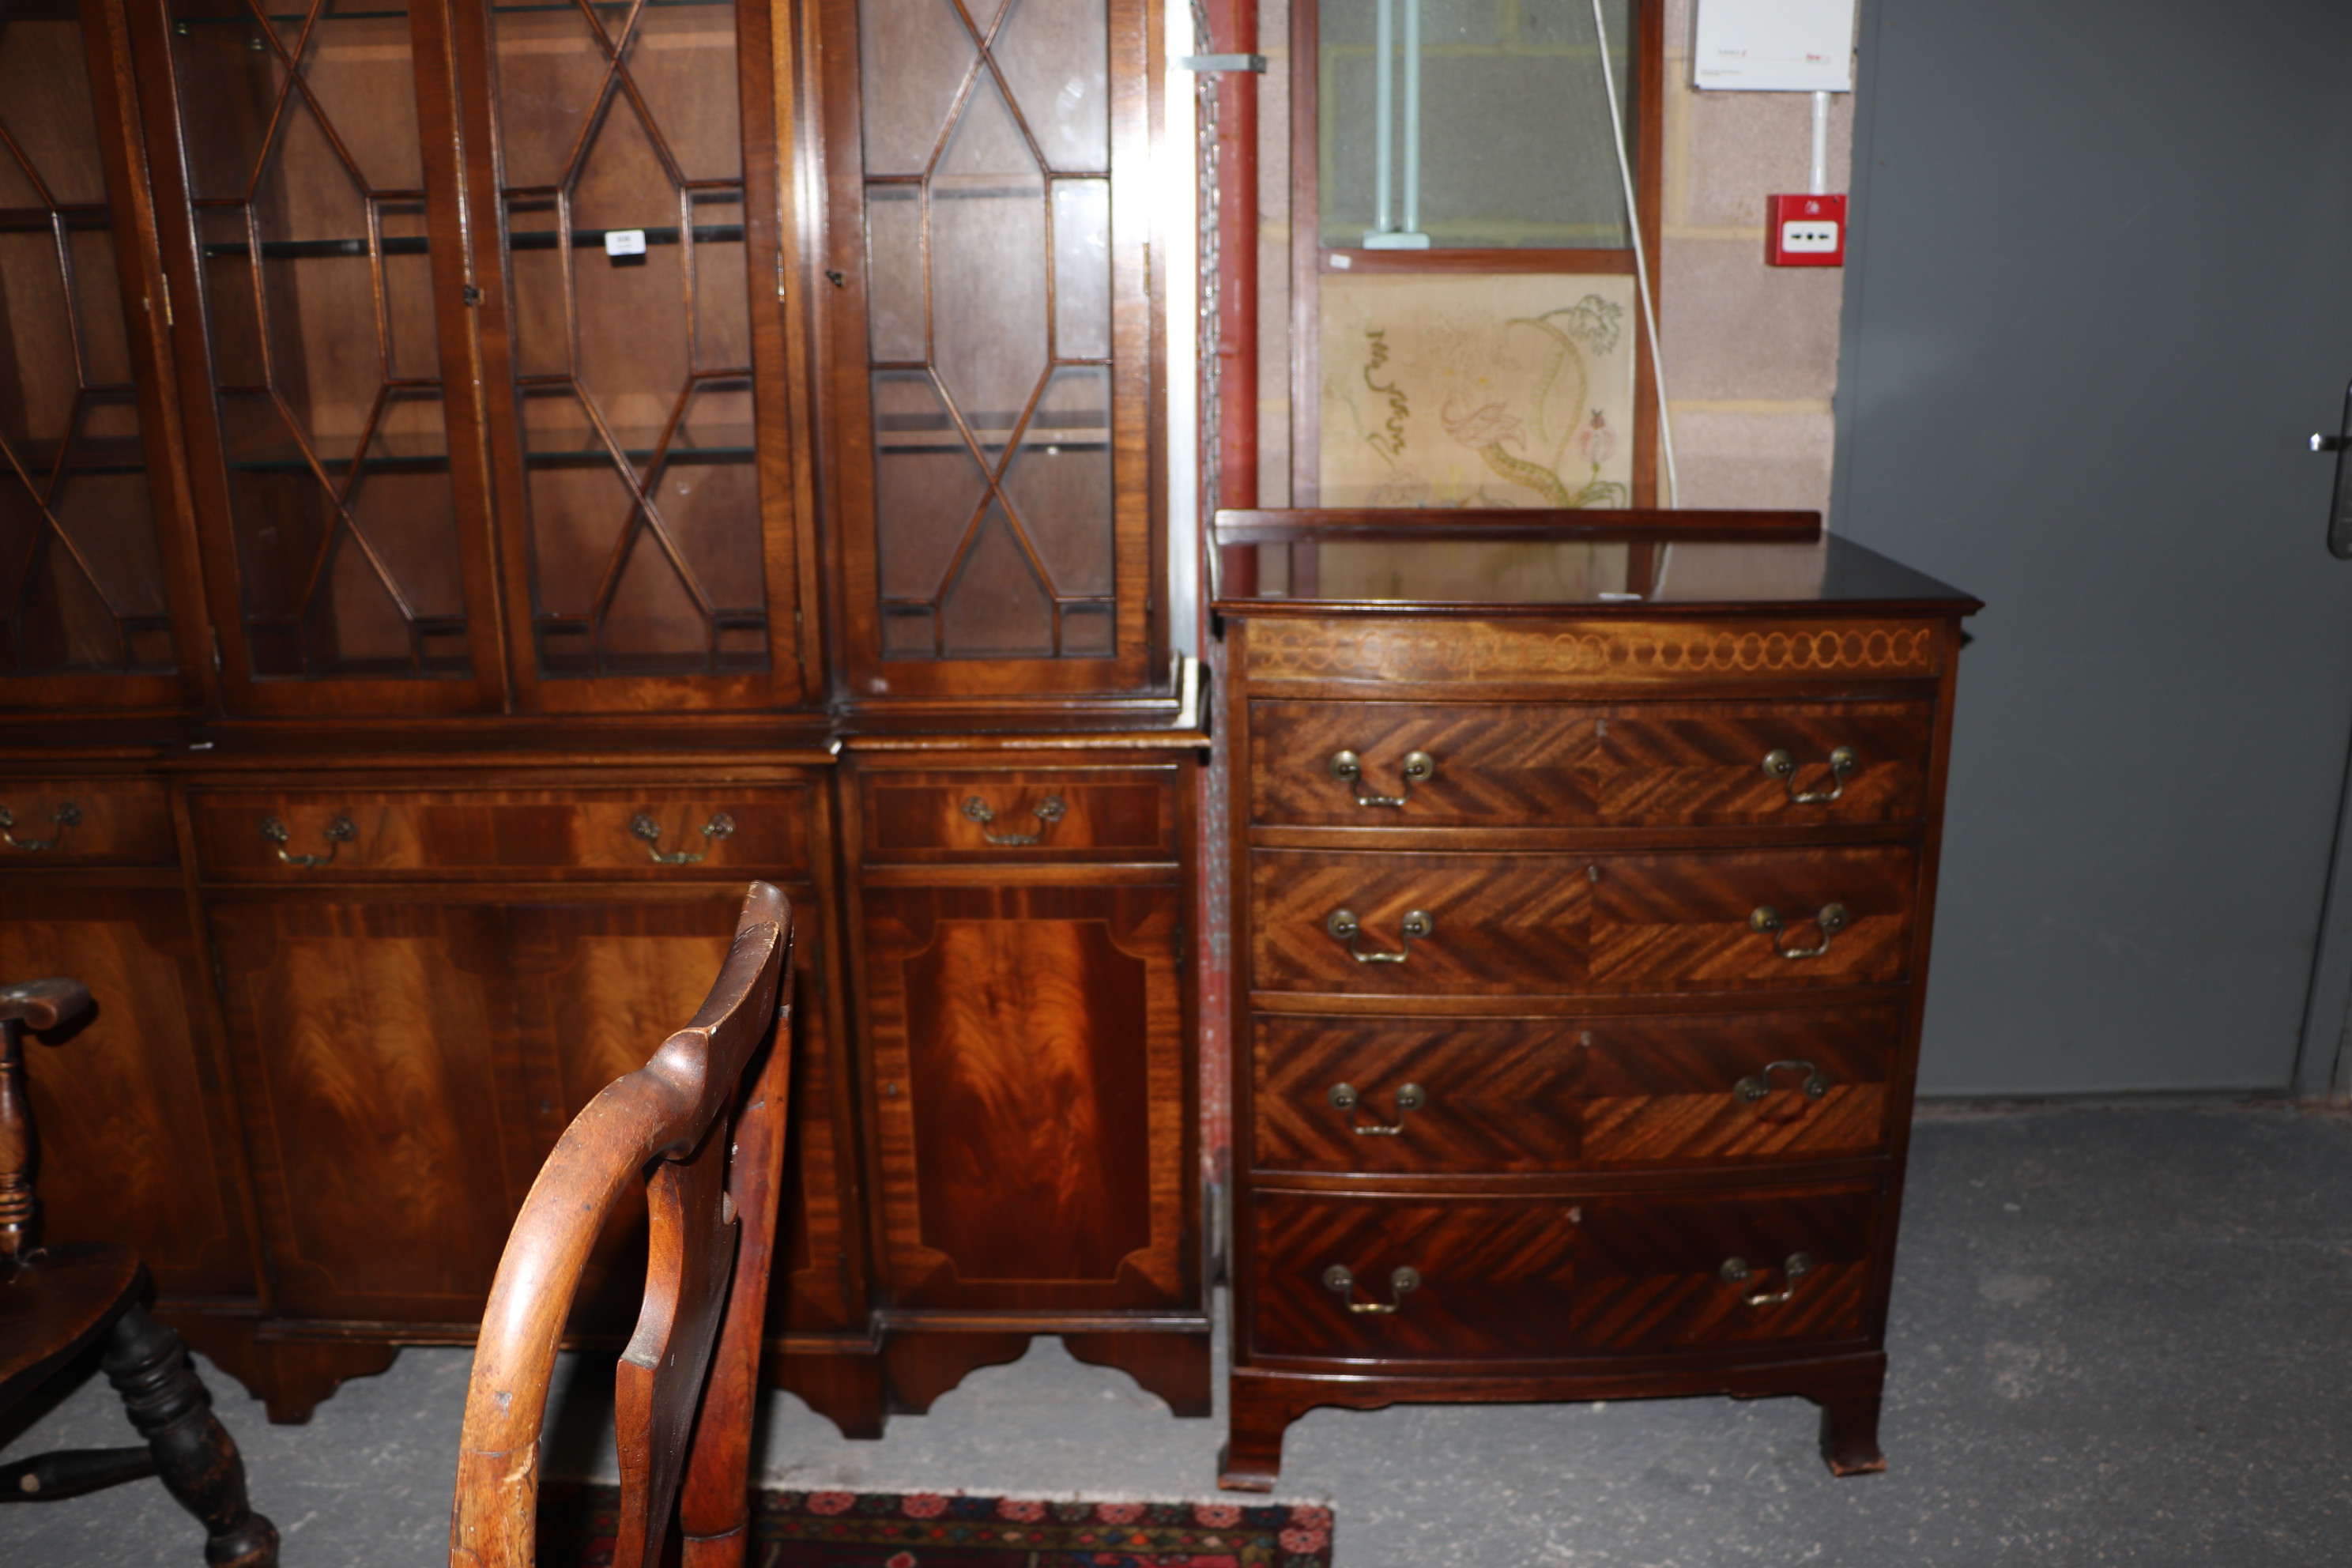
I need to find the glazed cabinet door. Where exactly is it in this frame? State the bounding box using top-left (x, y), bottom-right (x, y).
top-left (457, 0), bottom-right (816, 710)
top-left (131, 0), bottom-right (508, 714)
top-left (815, 0), bottom-right (1163, 702)
top-left (857, 876), bottom-right (1193, 1311)
top-left (0, 0), bottom-right (209, 708)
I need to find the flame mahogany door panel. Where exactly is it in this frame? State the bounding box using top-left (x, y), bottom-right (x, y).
top-left (0, 880), bottom-right (255, 1299)
top-left (857, 877), bottom-right (1192, 1312)
top-left (205, 881), bottom-right (854, 1333)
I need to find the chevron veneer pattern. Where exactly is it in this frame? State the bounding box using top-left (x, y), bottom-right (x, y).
top-left (1253, 1008), bottom-right (1900, 1174)
top-left (1253, 1195), bottom-right (1583, 1359)
top-left (1251, 699), bottom-right (1932, 827)
top-left (1251, 1185), bottom-right (1875, 1362)
top-left (1222, 547), bottom-right (1974, 1488)
top-left (1251, 846), bottom-right (1916, 993)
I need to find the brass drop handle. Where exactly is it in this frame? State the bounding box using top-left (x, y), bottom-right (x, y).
top-left (1720, 1251), bottom-right (1813, 1307)
top-left (261, 814), bottom-right (355, 867)
top-left (1329, 748), bottom-right (1435, 808)
top-left (962, 794), bottom-right (1066, 846)
top-left (1749, 903), bottom-right (1848, 959)
top-left (630, 812), bottom-right (735, 865)
top-left (0, 801), bottom-right (81, 852)
top-left (1762, 745), bottom-right (1859, 805)
top-left (1328, 1080), bottom-right (1427, 1135)
top-left (1322, 1263), bottom-right (1420, 1314)
top-left (1733, 1059), bottom-right (1830, 1105)
top-left (1326, 907), bottom-right (1432, 963)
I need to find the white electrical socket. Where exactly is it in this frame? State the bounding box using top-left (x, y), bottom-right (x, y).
top-left (1778, 219), bottom-right (1840, 254)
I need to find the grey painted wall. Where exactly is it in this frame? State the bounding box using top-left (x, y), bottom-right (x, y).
top-left (1832, 0), bottom-right (2352, 1094)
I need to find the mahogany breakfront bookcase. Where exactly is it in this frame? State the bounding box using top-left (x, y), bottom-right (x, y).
top-left (0, 0), bottom-right (1206, 1431)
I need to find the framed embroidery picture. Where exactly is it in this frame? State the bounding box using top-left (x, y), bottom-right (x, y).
top-left (1318, 271), bottom-right (1639, 509)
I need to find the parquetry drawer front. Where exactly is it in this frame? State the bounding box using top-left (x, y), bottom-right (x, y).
top-left (190, 787), bottom-right (813, 880)
top-left (1249, 846), bottom-right (1917, 995)
top-left (0, 778), bottom-right (175, 864)
top-left (861, 771), bottom-right (1178, 861)
top-left (1251, 1007), bottom-right (1900, 1174)
top-left (1250, 699), bottom-right (1932, 828)
top-left (1250, 1184), bottom-right (1878, 1362)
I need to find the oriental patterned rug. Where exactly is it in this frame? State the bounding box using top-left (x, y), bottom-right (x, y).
top-left (538, 1482), bottom-right (1337, 1567)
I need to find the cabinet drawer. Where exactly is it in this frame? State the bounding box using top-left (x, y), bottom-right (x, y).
top-left (1251, 1184), bottom-right (1878, 1362)
top-left (190, 786), bottom-right (813, 881)
top-left (1250, 846), bottom-right (1916, 996)
top-left (860, 769), bottom-right (1178, 863)
top-left (0, 778), bottom-right (174, 865)
top-left (1252, 699), bottom-right (1932, 829)
top-left (1253, 1007), bottom-right (1899, 1174)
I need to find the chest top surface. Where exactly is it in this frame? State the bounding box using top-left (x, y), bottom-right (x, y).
top-left (1209, 511), bottom-right (1980, 620)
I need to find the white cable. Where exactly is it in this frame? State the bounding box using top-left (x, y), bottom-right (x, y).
top-left (1374, 0), bottom-right (1394, 234)
top-left (1402, 0), bottom-right (1422, 235)
top-left (1590, 0), bottom-right (1677, 507)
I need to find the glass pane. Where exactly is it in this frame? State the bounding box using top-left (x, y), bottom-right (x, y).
top-left (170, 0), bottom-right (469, 680)
top-left (0, 10), bottom-right (175, 678)
top-left (865, 185), bottom-right (925, 363)
top-left (1319, 0), bottom-right (1634, 249)
top-left (0, 11), bottom-right (105, 204)
top-left (858, 0), bottom-right (974, 176)
top-left (1050, 178), bottom-right (1110, 360)
top-left (932, 74), bottom-right (1047, 427)
top-left (992, 0), bottom-right (1109, 172)
top-left (938, 501), bottom-right (1053, 657)
top-left (493, 0), bottom-right (764, 677)
top-left (1002, 365), bottom-right (1110, 596)
top-left (873, 371), bottom-right (986, 601)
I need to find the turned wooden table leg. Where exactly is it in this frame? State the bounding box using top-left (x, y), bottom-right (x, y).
top-left (1218, 1378), bottom-right (1294, 1492)
top-left (102, 1303), bottom-right (280, 1568)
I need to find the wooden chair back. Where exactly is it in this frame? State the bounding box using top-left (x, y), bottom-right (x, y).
top-left (449, 883), bottom-right (793, 1568)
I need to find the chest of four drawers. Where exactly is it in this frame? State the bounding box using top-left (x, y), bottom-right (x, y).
top-left (1219, 612), bottom-right (1963, 1489)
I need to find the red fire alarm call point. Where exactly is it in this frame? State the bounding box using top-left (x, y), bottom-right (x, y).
top-left (1765, 193), bottom-right (1846, 267)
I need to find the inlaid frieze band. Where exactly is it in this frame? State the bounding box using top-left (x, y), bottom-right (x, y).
top-left (1244, 620), bottom-right (1942, 685)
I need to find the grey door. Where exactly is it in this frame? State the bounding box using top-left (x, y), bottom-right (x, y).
top-left (1833, 0), bottom-right (2352, 1094)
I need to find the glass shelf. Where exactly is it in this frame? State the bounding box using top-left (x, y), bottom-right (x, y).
top-left (520, 424), bottom-right (756, 466)
top-left (200, 224), bottom-right (743, 261)
top-left (172, 2), bottom-right (730, 27)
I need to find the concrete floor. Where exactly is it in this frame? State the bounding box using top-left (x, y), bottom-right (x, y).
top-left (6, 1102), bottom-right (2350, 1566)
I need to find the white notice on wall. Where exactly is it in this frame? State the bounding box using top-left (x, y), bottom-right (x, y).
top-left (1691, 0), bottom-right (1856, 92)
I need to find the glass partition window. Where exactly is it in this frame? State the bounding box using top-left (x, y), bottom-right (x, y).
top-left (492, 0), bottom-right (767, 679)
top-left (170, 0), bottom-right (469, 679)
top-left (0, 3), bottom-right (174, 675)
top-left (1318, 0), bottom-right (1632, 251)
